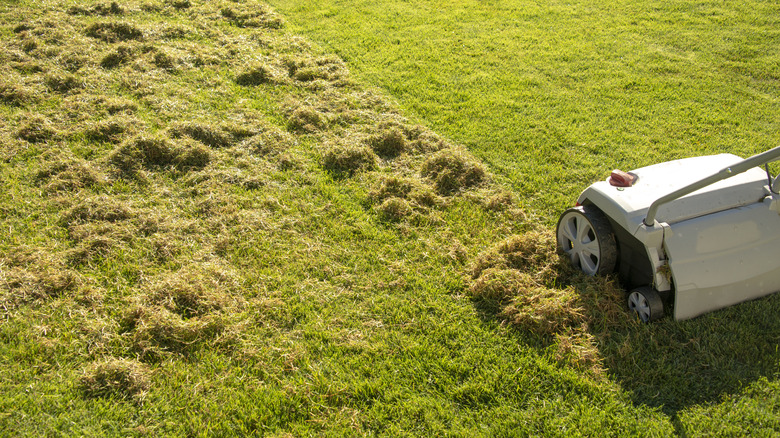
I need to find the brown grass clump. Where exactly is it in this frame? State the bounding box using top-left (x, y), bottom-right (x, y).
top-left (13, 24), bottom-right (32, 34)
top-left (471, 231), bottom-right (561, 281)
top-left (62, 196), bottom-right (134, 224)
top-left (65, 235), bottom-right (118, 266)
top-left (100, 45), bottom-right (134, 69)
top-left (152, 51), bottom-right (176, 70)
top-left (173, 138), bottom-right (212, 168)
top-left (468, 231), bottom-right (628, 375)
top-left (368, 126), bottom-right (406, 158)
top-left (20, 38), bottom-right (39, 54)
top-left (287, 106), bottom-right (327, 133)
top-left (11, 61), bottom-right (44, 75)
top-left (372, 176), bottom-right (417, 200)
top-left (143, 264), bottom-right (245, 319)
top-left (160, 25), bottom-right (188, 40)
top-left (68, 2), bottom-right (124, 16)
top-left (85, 22), bottom-right (144, 43)
top-left (80, 358), bottom-right (150, 401)
top-left (371, 176), bottom-right (440, 210)
top-left (236, 64), bottom-right (272, 86)
top-left (169, 123), bottom-right (233, 148)
top-left (220, 120), bottom-right (262, 141)
top-left (322, 144), bottom-right (377, 176)
top-left (35, 155), bottom-right (104, 194)
top-left (284, 55), bottom-right (348, 84)
top-left (500, 285), bottom-right (583, 336)
top-left (420, 148), bottom-right (487, 195)
top-left (118, 263), bottom-right (245, 360)
top-left (242, 128), bottom-right (297, 156)
top-left (168, 0), bottom-right (190, 10)
top-left (110, 136), bottom-right (211, 174)
top-left (470, 238), bottom-right (584, 336)
top-left (16, 116), bottom-right (58, 143)
top-left (469, 268), bottom-right (534, 301)
top-left (45, 72), bottom-right (84, 93)
top-left (0, 81), bottom-right (32, 106)
top-left (220, 4), bottom-right (284, 29)
top-left (484, 191), bottom-right (515, 211)
top-left (553, 330), bottom-right (605, 376)
top-left (575, 275), bottom-right (632, 332)
top-left (469, 231), bottom-right (584, 331)
top-left (123, 305), bottom-right (228, 361)
top-left (409, 131), bottom-right (450, 154)
top-left (83, 117), bottom-right (138, 143)
top-left (368, 120), bottom-right (449, 155)
top-left (101, 97), bottom-right (138, 115)
top-left (0, 248), bottom-right (80, 308)
top-left (378, 197), bottom-right (412, 222)
top-left (59, 52), bottom-right (89, 72)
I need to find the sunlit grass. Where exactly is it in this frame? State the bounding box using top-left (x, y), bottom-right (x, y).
top-left (270, 0), bottom-right (780, 222)
top-left (0, 0), bottom-right (778, 435)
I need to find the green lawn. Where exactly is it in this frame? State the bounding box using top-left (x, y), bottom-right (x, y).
top-left (268, 0), bottom-right (780, 222)
top-left (0, 0), bottom-right (778, 436)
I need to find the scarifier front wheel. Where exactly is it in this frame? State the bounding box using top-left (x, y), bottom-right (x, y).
top-left (627, 286), bottom-right (664, 323)
top-left (556, 205), bottom-right (617, 276)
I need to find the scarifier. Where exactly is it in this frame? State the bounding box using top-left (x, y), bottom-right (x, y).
top-left (557, 145), bottom-right (780, 322)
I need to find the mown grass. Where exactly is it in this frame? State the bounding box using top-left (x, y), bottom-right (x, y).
top-left (269, 0), bottom-right (780, 221)
top-left (0, 0), bottom-right (778, 436)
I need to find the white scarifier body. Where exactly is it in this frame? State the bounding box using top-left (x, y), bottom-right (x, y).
top-left (558, 146), bottom-right (780, 321)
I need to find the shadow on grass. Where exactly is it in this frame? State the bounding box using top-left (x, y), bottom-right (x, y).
top-left (597, 289), bottom-right (780, 415)
top-left (472, 274), bottom-right (780, 416)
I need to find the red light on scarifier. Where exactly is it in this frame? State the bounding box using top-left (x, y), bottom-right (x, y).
top-left (608, 169), bottom-right (636, 187)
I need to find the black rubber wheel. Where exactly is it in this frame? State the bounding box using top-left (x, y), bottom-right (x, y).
top-left (627, 286), bottom-right (664, 323)
top-left (556, 205), bottom-right (617, 276)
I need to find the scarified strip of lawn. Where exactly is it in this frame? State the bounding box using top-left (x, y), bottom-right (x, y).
top-left (0, 0), bottom-right (778, 436)
top-left (269, 0), bottom-right (780, 222)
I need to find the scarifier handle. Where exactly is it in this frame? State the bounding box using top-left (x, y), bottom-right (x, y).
top-left (643, 145), bottom-right (780, 227)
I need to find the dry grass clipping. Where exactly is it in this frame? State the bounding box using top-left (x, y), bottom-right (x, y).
top-left (169, 122), bottom-right (233, 148)
top-left (0, 80), bottom-right (32, 105)
top-left (68, 2), bottom-right (124, 16)
top-left (80, 358), bottom-right (150, 401)
top-left (35, 153), bottom-right (105, 194)
top-left (120, 262), bottom-right (246, 361)
top-left (219, 3), bottom-right (284, 29)
top-left (322, 144), bottom-right (377, 176)
top-left (143, 263), bottom-right (246, 319)
top-left (287, 106), bottom-right (328, 133)
top-left (45, 72), bottom-right (84, 93)
top-left (62, 196), bottom-right (134, 224)
top-left (469, 230), bottom-right (624, 377)
top-left (16, 115), bottom-right (58, 143)
top-left (110, 136), bottom-right (211, 174)
top-left (377, 197), bottom-right (412, 222)
top-left (368, 126), bottom-right (406, 158)
top-left (85, 22), bottom-right (144, 43)
top-left (371, 176), bottom-right (440, 209)
top-left (1, 247), bottom-right (80, 310)
top-left (471, 230), bottom-right (566, 285)
top-left (421, 148), bottom-right (487, 195)
top-left (82, 116), bottom-right (139, 143)
top-left (100, 44), bottom-right (135, 69)
top-left (500, 284), bottom-right (583, 336)
top-left (242, 127), bottom-right (297, 156)
top-left (236, 64), bottom-right (273, 86)
top-left (553, 330), bottom-right (605, 376)
top-left (123, 305), bottom-right (229, 361)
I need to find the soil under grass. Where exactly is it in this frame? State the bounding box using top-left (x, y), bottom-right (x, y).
top-left (0, 0), bottom-right (778, 436)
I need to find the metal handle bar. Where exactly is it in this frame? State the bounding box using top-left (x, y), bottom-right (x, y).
top-left (644, 145), bottom-right (780, 226)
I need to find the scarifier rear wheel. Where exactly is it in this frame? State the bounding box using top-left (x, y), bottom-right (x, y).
top-left (627, 286), bottom-right (664, 323)
top-left (556, 205), bottom-right (617, 276)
